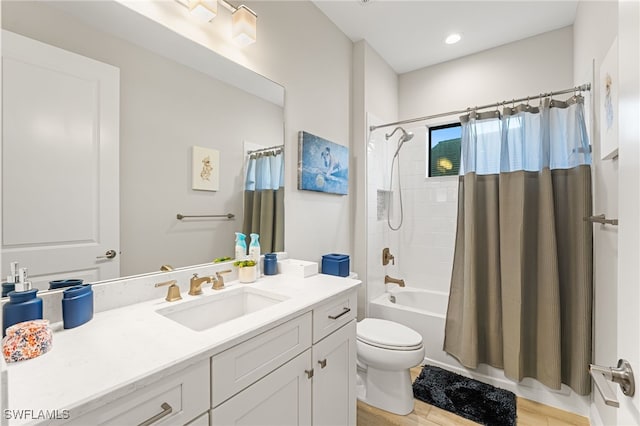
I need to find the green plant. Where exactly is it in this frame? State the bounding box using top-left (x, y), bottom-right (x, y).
top-left (234, 259), bottom-right (256, 268)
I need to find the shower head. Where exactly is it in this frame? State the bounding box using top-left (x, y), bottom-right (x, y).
top-left (401, 131), bottom-right (414, 143)
top-left (385, 126), bottom-right (414, 143)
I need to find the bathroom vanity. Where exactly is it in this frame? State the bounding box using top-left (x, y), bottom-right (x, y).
top-left (4, 272), bottom-right (360, 425)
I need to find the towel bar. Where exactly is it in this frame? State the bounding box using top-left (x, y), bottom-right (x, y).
top-left (176, 213), bottom-right (235, 220)
top-left (584, 214), bottom-right (618, 226)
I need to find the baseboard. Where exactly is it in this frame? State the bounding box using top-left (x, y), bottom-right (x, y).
top-left (589, 402), bottom-right (605, 426)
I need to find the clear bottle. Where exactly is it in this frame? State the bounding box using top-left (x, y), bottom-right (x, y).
top-left (235, 232), bottom-right (247, 260)
top-left (249, 233), bottom-right (261, 276)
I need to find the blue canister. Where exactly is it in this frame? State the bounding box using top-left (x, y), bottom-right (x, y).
top-left (322, 253), bottom-right (350, 277)
top-left (264, 253), bottom-right (278, 275)
top-left (49, 279), bottom-right (83, 290)
top-left (2, 282), bottom-right (15, 298)
top-left (2, 289), bottom-right (43, 337)
top-left (62, 284), bottom-right (94, 329)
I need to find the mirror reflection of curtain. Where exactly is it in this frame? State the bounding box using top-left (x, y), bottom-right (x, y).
top-left (444, 96), bottom-right (593, 395)
top-left (243, 149), bottom-right (284, 253)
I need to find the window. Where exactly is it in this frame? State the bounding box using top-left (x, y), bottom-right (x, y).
top-left (428, 123), bottom-right (461, 177)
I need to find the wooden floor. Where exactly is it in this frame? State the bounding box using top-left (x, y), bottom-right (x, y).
top-left (356, 367), bottom-right (590, 426)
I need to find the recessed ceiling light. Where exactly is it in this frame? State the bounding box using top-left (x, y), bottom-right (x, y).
top-left (445, 33), bottom-right (461, 45)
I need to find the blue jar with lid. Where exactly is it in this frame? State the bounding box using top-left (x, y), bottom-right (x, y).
top-left (264, 253), bottom-right (278, 275)
top-left (49, 279), bottom-right (83, 290)
top-left (2, 282), bottom-right (15, 298)
top-left (2, 289), bottom-right (43, 337)
top-left (62, 284), bottom-right (94, 329)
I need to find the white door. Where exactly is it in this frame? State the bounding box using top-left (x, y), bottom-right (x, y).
top-left (616, 1), bottom-right (640, 424)
top-left (210, 350), bottom-right (313, 425)
top-left (312, 320), bottom-right (356, 426)
top-left (1, 30), bottom-right (120, 290)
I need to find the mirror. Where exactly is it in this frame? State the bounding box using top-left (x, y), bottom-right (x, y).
top-left (1, 1), bottom-right (285, 295)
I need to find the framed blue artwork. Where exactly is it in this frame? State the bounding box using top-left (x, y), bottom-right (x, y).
top-left (297, 131), bottom-right (348, 195)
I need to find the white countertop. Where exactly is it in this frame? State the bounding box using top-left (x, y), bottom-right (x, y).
top-left (5, 273), bottom-right (360, 425)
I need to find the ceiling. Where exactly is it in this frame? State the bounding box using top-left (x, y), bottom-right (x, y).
top-left (313, 0), bottom-right (578, 74)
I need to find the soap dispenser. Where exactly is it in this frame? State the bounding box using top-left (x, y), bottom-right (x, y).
top-left (1, 261), bottom-right (19, 297)
top-left (2, 268), bottom-right (43, 337)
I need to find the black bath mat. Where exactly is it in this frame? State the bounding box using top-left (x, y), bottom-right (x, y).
top-left (413, 365), bottom-right (517, 426)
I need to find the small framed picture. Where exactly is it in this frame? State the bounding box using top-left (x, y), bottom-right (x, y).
top-left (192, 146), bottom-right (219, 191)
top-left (600, 38), bottom-right (618, 160)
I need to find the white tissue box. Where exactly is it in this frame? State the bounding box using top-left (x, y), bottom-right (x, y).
top-left (277, 259), bottom-right (318, 278)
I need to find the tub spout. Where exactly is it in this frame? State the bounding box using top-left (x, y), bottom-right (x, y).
top-left (384, 275), bottom-right (405, 287)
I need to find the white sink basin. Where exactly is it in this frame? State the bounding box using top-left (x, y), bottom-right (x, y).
top-left (157, 286), bottom-right (288, 331)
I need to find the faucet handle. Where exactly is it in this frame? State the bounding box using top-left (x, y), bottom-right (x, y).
top-left (155, 280), bottom-right (182, 302)
top-left (212, 270), bottom-right (232, 290)
top-left (382, 248), bottom-right (395, 266)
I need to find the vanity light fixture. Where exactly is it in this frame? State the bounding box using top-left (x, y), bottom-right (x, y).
top-left (177, 0), bottom-right (258, 46)
top-left (231, 5), bottom-right (257, 46)
top-left (189, 0), bottom-right (218, 22)
top-left (445, 33), bottom-right (462, 45)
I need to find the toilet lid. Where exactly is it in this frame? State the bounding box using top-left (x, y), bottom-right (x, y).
top-left (357, 318), bottom-right (423, 351)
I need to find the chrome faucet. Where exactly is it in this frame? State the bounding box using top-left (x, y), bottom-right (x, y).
top-left (189, 273), bottom-right (212, 296)
top-left (384, 275), bottom-right (405, 287)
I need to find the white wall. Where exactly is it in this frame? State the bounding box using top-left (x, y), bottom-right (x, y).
top-left (241, 1), bottom-right (354, 264)
top-left (1, 2), bottom-right (284, 276)
top-left (380, 27), bottom-right (592, 415)
top-left (352, 41), bottom-right (399, 317)
top-left (573, 2), bottom-right (619, 425)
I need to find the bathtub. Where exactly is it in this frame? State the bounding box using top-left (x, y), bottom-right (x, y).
top-left (369, 287), bottom-right (453, 366)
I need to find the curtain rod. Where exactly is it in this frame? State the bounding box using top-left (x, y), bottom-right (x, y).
top-left (247, 144), bottom-right (284, 155)
top-left (369, 83), bottom-right (591, 132)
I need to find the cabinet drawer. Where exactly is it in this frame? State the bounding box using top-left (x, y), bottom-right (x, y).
top-left (211, 311), bottom-right (312, 407)
top-left (67, 360), bottom-right (209, 425)
top-left (313, 290), bottom-right (357, 343)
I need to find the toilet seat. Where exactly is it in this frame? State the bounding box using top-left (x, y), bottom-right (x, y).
top-left (357, 318), bottom-right (423, 351)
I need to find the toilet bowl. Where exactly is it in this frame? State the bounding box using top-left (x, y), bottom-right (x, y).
top-left (356, 318), bottom-right (425, 415)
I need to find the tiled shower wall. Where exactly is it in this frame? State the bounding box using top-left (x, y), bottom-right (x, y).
top-left (366, 121), bottom-right (458, 308)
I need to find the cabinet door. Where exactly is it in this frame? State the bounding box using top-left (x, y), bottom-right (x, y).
top-left (211, 349), bottom-right (312, 426)
top-left (312, 320), bottom-right (356, 426)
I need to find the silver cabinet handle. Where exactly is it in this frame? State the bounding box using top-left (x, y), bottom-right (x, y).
top-left (318, 359), bottom-right (327, 368)
top-left (328, 307), bottom-right (350, 320)
top-left (138, 402), bottom-right (172, 426)
top-left (96, 249), bottom-right (117, 259)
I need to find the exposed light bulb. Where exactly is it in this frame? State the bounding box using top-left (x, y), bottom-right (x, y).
top-left (445, 33), bottom-right (461, 45)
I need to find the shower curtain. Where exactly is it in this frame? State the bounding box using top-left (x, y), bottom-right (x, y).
top-left (243, 149), bottom-right (284, 252)
top-left (443, 96), bottom-right (593, 395)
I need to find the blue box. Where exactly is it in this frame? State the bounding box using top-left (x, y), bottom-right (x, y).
top-left (322, 254), bottom-right (350, 277)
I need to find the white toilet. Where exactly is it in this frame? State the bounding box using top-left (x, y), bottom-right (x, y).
top-left (356, 318), bottom-right (425, 415)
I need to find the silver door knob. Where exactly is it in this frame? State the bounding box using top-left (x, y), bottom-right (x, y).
top-left (96, 249), bottom-right (117, 259)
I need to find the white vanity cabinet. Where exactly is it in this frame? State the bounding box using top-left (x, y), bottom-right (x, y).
top-left (210, 289), bottom-right (357, 426)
